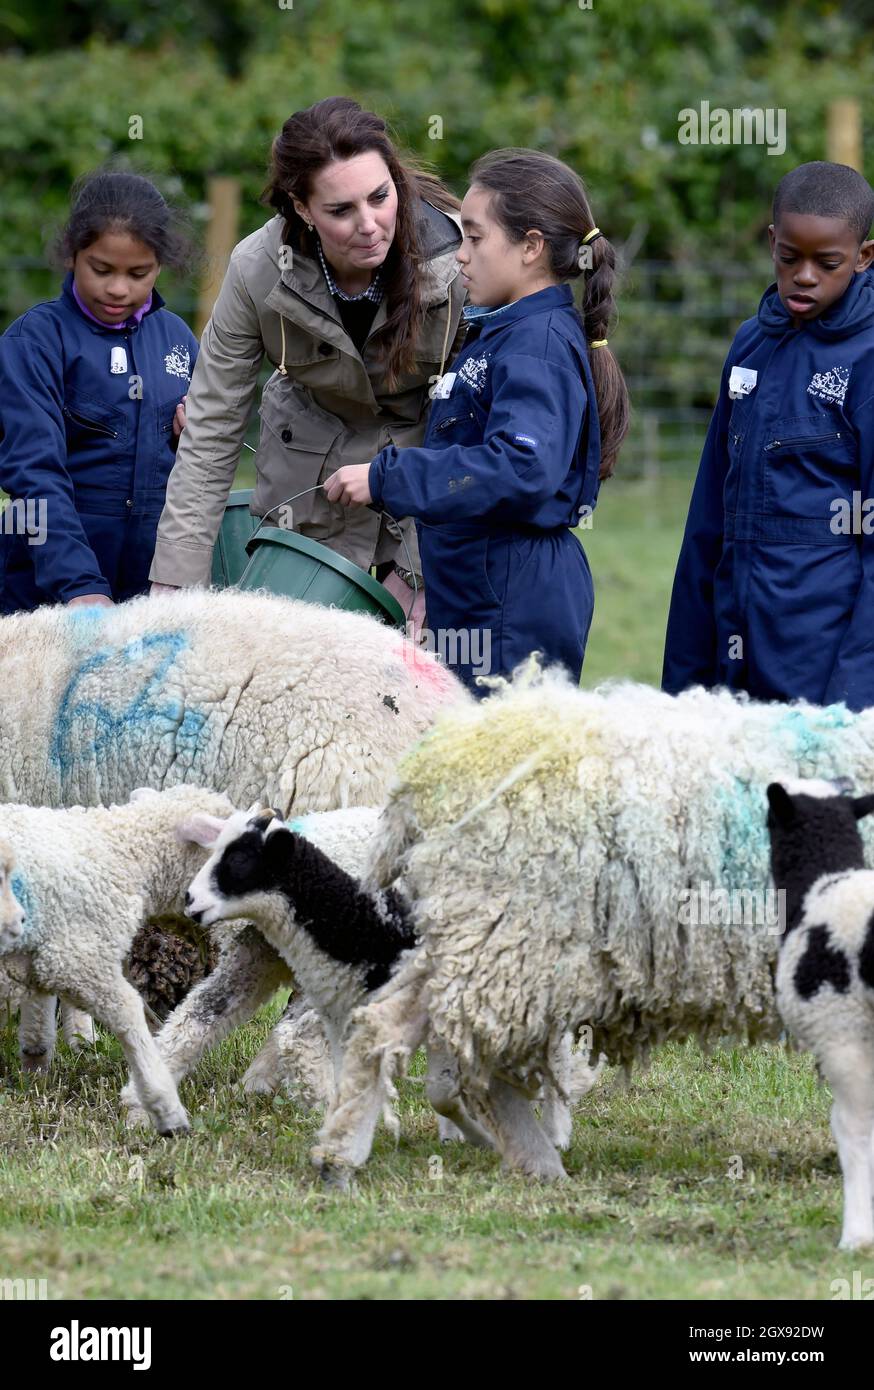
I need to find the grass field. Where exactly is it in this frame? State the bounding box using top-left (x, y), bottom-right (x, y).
top-left (3, 469), bottom-right (873, 1300)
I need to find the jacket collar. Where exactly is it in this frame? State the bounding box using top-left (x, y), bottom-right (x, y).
top-left (757, 266), bottom-right (874, 342)
top-left (463, 283), bottom-right (575, 339)
top-left (61, 271), bottom-right (166, 332)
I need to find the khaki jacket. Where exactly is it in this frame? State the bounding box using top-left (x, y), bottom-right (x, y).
top-left (149, 201), bottom-right (467, 587)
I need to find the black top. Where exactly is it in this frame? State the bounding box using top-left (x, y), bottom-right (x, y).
top-left (337, 295), bottom-right (381, 354)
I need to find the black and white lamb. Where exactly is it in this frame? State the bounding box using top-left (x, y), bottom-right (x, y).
top-left (766, 777), bottom-right (874, 1250)
top-left (119, 806), bottom-right (495, 1149)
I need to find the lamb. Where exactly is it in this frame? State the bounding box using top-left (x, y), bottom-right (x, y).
top-left (766, 778), bottom-right (874, 1250)
top-left (0, 785), bottom-right (235, 1131)
top-left (0, 838), bottom-right (24, 948)
top-left (119, 805), bottom-right (494, 1149)
top-left (0, 587), bottom-right (466, 1068)
top-left (313, 660), bottom-right (874, 1182)
top-left (9, 986), bottom-right (96, 1071)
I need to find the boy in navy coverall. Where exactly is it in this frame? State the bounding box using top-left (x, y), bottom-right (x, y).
top-left (663, 162), bottom-right (874, 710)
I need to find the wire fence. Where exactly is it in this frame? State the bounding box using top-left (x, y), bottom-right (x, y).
top-left (0, 254), bottom-right (772, 478)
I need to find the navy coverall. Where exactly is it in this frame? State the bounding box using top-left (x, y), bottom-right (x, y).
top-left (663, 269), bottom-right (874, 711)
top-left (0, 273), bottom-right (198, 611)
top-left (369, 283), bottom-right (601, 693)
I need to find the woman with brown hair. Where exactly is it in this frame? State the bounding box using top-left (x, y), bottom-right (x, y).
top-left (149, 97), bottom-right (467, 625)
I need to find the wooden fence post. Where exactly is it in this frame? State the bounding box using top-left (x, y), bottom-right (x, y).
top-left (196, 176), bottom-right (241, 337)
top-left (826, 99), bottom-right (862, 172)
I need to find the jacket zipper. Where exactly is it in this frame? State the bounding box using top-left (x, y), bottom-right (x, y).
top-left (764, 431), bottom-right (842, 452)
top-left (63, 405), bottom-right (118, 439)
top-left (435, 411), bottom-right (474, 433)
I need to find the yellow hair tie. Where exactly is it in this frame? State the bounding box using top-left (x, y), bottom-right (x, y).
top-left (589, 339), bottom-right (609, 348)
top-left (581, 227), bottom-right (602, 244)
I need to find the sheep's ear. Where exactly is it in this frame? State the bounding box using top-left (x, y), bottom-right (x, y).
top-left (766, 783), bottom-right (795, 823)
top-left (130, 787), bottom-right (160, 803)
top-left (175, 812), bottom-right (227, 847)
top-left (852, 793), bottom-right (874, 821)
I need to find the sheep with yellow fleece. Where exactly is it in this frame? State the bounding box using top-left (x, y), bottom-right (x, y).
top-left (314, 659), bottom-right (874, 1182)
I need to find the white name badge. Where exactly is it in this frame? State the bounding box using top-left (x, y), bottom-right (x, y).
top-left (728, 366), bottom-right (757, 400)
top-left (110, 345), bottom-right (128, 375)
top-left (432, 371), bottom-right (457, 400)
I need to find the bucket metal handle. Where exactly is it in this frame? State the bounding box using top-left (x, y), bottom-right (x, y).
top-left (241, 445), bottom-right (420, 623)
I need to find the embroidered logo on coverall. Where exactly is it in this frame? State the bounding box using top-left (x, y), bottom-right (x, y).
top-left (807, 365), bottom-right (850, 406)
top-left (164, 344), bottom-right (191, 381)
top-left (458, 355), bottom-right (489, 393)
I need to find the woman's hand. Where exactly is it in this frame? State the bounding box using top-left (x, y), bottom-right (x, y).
top-left (66, 594), bottom-right (114, 609)
top-left (172, 395), bottom-right (188, 438)
top-left (150, 582), bottom-right (181, 597)
top-left (323, 464), bottom-right (372, 506)
top-left (381, 567), bottom-right (427, 644)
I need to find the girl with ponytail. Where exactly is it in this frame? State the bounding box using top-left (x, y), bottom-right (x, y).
top-left (326, 147), bottom-right (629, 693)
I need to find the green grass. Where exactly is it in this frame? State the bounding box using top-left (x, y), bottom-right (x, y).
top-left (1, 998), bottom-right (870, 1300)
top-left (579, 470), bottom-right (694, 688)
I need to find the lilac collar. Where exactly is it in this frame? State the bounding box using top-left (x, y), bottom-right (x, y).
top-left (71, 279), bottom-right (154, 331)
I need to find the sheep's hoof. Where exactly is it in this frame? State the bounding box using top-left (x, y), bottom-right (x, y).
top-left (320, 1165), bottom-right (352, 1192)
top-left (240, 1071), bottom-right (278, 1097)
top-left (504, 1157), bottom-right (568, 1182)
top-left (123, 1105), bottom-right (150, 1130)
top-left (311, 1150), bottom-right (353, 1191)
top-left (157, 1119), bottom-right (191, 1139)
top-left (20, 1051), bottom-right (51, 1074)
top-left (839, 1232), bottom-right (874, 1251)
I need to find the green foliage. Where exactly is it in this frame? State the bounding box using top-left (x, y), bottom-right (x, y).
top-left (3, 0), bottom-right (874, 425)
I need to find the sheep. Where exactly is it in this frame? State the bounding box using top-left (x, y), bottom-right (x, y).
top-left (312, 659), bottom-right (874, 1182)
top-left (766, 777), bottom-right (874, 1250)
top-left (119, 805), bottom-right (494, 1149)
top-left (0, 587), bottom-right (466, 1068)
top-left (0, 785), bottom-right (235, 1132)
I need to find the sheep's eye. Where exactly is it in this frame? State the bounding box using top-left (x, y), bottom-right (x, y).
top-left (226, 847), bottom-right (254, 874)
top-left (219, 843), bottom-right (262, 890)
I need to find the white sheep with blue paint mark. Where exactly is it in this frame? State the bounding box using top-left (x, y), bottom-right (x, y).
top-left (314, 661), bottom-right (874, 1183)
top-left (0, 785), bottom-right (235, 1129)
top-left (766, 777), bottom-right (874, 1249)
top-left (0, 587), bottom-right (466, 1068)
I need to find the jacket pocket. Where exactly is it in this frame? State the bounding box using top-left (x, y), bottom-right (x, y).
top-left (254, 374), bottom-right (346, 531)
top-left (483, 534), bottom-right (511, 607)
top-left (63, 393), bottom-right (127, 445)
top-left (762, 414), bottom-right (855, 517)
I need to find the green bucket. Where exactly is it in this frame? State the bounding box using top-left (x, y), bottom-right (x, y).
top-left (238, 526), bottom-right (407, 628)
top-left (211, 489), bottom-right (260, 589)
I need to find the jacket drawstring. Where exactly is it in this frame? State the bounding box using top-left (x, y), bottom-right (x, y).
top-left (437, 292), bottom-right (453, 379)
top-left (278, 316), bottom-right (287, 376)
